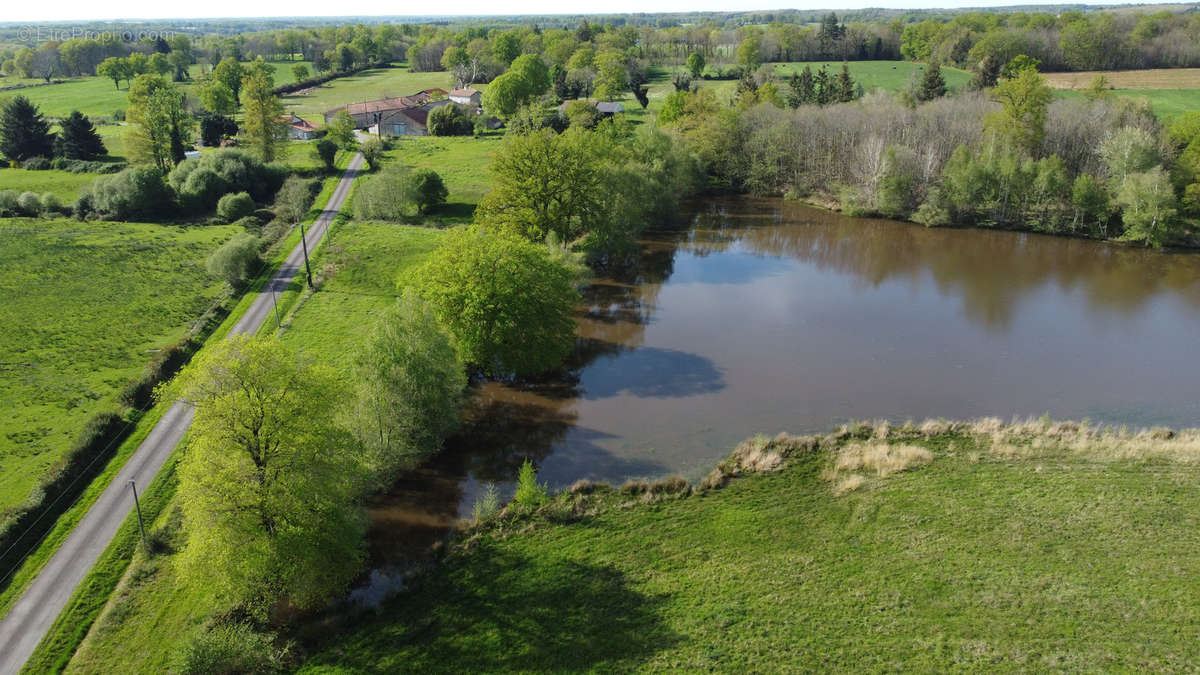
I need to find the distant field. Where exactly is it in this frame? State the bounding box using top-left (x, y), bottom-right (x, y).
top-left (0, 218), bottom-right (238, 513)
top-left (0, 169), bottom-right (99, 201)
top-left (773, 60), bottom-right (973, 93)
top-left (282, 62), bottom-right (471, 122)
top-left (1056, 87), bottom-right (1200, 120)
top-left (1044, 68), bottom-right (1200, 90)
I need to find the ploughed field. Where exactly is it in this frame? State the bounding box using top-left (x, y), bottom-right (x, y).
top-left (0, 218), bottom-right (237, 513)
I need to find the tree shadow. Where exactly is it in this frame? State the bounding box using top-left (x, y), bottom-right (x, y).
top-left (579, 346), bottom-right (726, 400)
top-left (303, 545), bottom-right (683, 672)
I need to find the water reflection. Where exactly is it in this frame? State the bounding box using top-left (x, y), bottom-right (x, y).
top-left (368, 195), bottom-right (1200, 563)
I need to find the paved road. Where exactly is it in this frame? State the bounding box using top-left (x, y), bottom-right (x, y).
top-left (0, 153), bottom-right (364, 675)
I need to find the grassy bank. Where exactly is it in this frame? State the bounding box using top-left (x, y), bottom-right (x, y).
top-left (297, 419), bottom-right (1200, 672)
top-left (62, 418), bottom-right (1200, 671)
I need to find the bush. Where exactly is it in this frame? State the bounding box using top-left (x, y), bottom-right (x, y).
top-left (513, 459), bottom-right (548, 509)
top-left (17, 191), bottom-right (41, 215)
top-left (217, 191), bottom-right (255, 223)
top-left (167, 148), bottom-right (286, 203)
top-left (84, 166), bottom-right (174, 220)
top-left (206, 232), bottom-right (261, 285)
top-left (50, 157), bottom-right (125, 173)
top-left (118, 336), bottom-right (199, 410)
top-left (353, 164), bottom-right (414, 221)
top-left (21, 156), bottom-right (51, 170)
top-left (39, 192), bottom-right (61, 214)
top-left (406, 169), bottom-right (448, 214)
top-left (0, 190), bottom-right (18, 216)
top-left (176, 622), bottom-right (289, 675)
top-left (428, 103), bottom-right (475, 136)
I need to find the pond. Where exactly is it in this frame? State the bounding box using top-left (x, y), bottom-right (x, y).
top-left (368, 197), bottom-right (1200, 558)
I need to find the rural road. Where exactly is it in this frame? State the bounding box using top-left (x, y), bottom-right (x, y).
top-left (0, 152), bottom-right (365, 675)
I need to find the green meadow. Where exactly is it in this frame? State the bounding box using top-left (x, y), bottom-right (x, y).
top-left (0, 218), bottom-right (238, 513)
top-left (282, 62), bottom-right (477, 122)
top-left (0, 169), bottom-right (100, 201)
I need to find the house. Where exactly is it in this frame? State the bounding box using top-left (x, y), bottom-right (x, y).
top-left (558, 100), bottom-right (626, 118)
top-left (324, 89), bottom-right (450, 136)
top-left (284, 114), bottom-right (318, 140)
top-left (449, 87), bottom-right (482, 106)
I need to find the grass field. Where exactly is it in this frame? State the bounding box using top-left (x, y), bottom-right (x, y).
top-left (773, 60), bottom-right (973, 93)
top-left (298, 421), bottom-right (1200, 672)
top-left (61, 220), bottom-right (446, 673)
top-left (64, 420), bottom-right (1200, 672)
top-left (1044, 67), bottom-right (1200, 90)
top-left (0, 218), bottom-right (238, 513)
top-left (0, 169), bottom-right (100, 201)
top-left (282, 62), bottom-right (469, 122)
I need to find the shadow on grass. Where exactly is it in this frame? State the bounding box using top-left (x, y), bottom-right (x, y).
top-left (304, 545), bottom-right (682, 672)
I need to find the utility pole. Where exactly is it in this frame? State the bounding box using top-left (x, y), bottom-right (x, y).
top-left (128, 480), bottom-right (147, 549)
top-left (270, 287), bottom-right (282, 330)
top-left (299, 222), bottom-right (314, 290)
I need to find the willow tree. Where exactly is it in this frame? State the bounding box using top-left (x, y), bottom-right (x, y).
top-left (168, 336), bottom-right (367, 612)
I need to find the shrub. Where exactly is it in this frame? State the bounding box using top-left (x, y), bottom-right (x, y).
top-left (0, 190), bottom-right (18, 216)
top-left (118, 336), bottom-right (199, 410)
top-left (406, 169), bottom-right (448, 214)
top-left (353, 164), bottom-right (415, 221)
top-left (167, 148), bottom-right (285, 203)
top-left (217, 191), bottom-right (255, 223)
top-left (22, 156), bottom-right (52, 170)
top-left (471, 482), bottom-right (500, 523)
top-left (206, 232), bottom-right (261, 285)
top-left (428, 103), bottom-right (475, 136)
top-left (513, 459), bottom-right (548, 509)
top-left (17, 191), bottom-right (41, 215)
top-left (39, 192), bottom-right (61, 214)
top-left (84, 166), bottom-right (174, 220)
top-left (176, 622), bottom-right (289, 675)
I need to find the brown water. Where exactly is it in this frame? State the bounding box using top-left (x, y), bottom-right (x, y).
top-left (367, 197), bottom-right (1200, 558)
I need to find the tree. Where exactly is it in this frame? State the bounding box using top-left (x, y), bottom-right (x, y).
top-left (658, 90), bottom-right (688, 125)
top-left (169, 336), bottom-right (366, 612)
top-left (240, 71), bottom-right (286, 161)
top-left (509, 54), bottom-right (551, 97)
top-left (1116, 168), bottom-right (1178, 248)
top-left (274, 175), bottom-right (315, 225)
top-left (491, 31), bottom-right (521, 66)
top-left (481, 70), bottom-right (531, 120)
top-left (427, 103), bottom-right (474, 136)
top-left (212, 57), bottom-right (246, 104)
top-left (199, 114), bottom-right (238, 147)
top-left (206, 232), bottom-right (260, 284)
top-left (31, 44), bottom-right (62, 83)
top-left (291, 63), bottom-right (310, 82)
top-left (686, 51), bottom-right (705, 78)
top-left (326, 110), bottom-right (357, 148)
top-left (312, 138), bottom-right (338, 172)
top-left (970, 52), bottom-right (1001, 90)
top-left (985, 61), bottom-right (1053, 155)
top-left (836, 63), bottom-right (857, 103)
top-left (407, 169), bottom-right (447, 214)
top-left (917, 62), bottom-right (947, 101)
top-left (216, 191), bottom-right (255, 222)
top-left (126, 74), bottom-right (195, 171)
top-left (350, 291), bottom-right (465, 483)
top-left (54, 111), bottom-right (106, 160)
top-left (0, 96), bottom-right (55, 161)
top-left (593, 50), bottom-right (628, 101)
top-left (360, 136), bottom-right (384, 170)
top-left (199, 80), bottom-right (237, 117)
top-left (737, 36), bottom-right (762, 72)
top-left (412, 226), bottom-right (579, 376)
top-left (97, 56), bottom-right (132, 89)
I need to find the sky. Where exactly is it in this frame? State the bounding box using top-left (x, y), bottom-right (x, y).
top-left (0, 0), bottom-right (1181, 23)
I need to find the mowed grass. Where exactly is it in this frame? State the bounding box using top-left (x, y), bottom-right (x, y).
top-left (773, 60), bottom-right (973, 93)
top-left (300, 427), bottom-right (1200, 672)
top-left (1044, 67), bottom-right (1200, 90)
top-left (0, 169), bottom-right (99, 201)
top-left (0, 218), bottom-right (238, 512)
top-left (282, 62), bottom-right (469, 122)
top-left (279, 221), bottom-right (445, 373)
top-left (382, 134), bottom-right (501, 222)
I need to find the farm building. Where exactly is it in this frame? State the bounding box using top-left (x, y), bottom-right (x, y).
top-left (558, 100), bottom-right (626, 117)
top-left (449, 87), bottom-right (482, 105)
top-left (285, 114), bottom-right (319, 140)
top-left (324, 89), bottom-right (454, 137)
